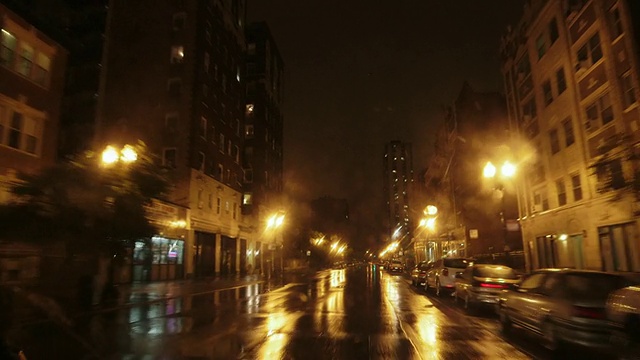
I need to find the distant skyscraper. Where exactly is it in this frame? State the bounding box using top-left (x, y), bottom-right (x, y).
top-left (383, 141), bottom-right (413, 244)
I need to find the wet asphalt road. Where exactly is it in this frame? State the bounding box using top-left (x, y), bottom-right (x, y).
top-left (16, 265), bottom-right (622, 359)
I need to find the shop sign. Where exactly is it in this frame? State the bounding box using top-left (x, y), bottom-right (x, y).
top-left (145, 200), bottom-right (179, 222)
top-left (469, 229), bottom-right (479, 239)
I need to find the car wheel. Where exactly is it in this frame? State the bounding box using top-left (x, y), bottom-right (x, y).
top-left (435, 279), bottom-right (441, 297)
top-left (542, 320), bottom-right (559, 351)
top-left (499, 308), bottom-right (512, 336)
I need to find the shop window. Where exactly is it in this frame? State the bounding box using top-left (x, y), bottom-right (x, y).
top-left (599, 223), bottom-right (640, 272)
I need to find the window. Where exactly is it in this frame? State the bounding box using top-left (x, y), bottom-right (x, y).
top-left (621, 72), bottom-right (637, 108)
top-left (577, 33), bottom-right (603, 71)
top-left (536, 33), bottom-right (547, 59)
top-left (33, 53), bottom-right (50, 86)
top-left (243, 192), bottom-right (252, 205)
top-left (216, 197), bottom-right (221, 214)
top-left (232, 202), bottom-right (237, 219)
top-left (170, 46), bottom-right (184, 64)
top-left (610, 7), bottom-right (623, 39)
top-left (234, 145), bottom-right (240, 163)
top-left (571, 174), bottom-right (583, 201)
top-left (199, 116), bottom-right (207, 138)
top-left (172, 13), bottom-right (186, 31)
top-left (17, 43), bottom-right (34, 77)
top-left (516, 54), bottom-right (531, 80)
top-left (208, 193), bottom-right (213, 209)
top-left (236, 66), bottom-right (241, 82)
top-left (246, 104), bottom-right (254, 116)
top-left (226, 169), bottom-right (231, 183)
top-left (543, 80), bottom-right (553, 105)
top-left (202, 84), bottom-right (208, 97)
top-left (585, 92), bottom-right (614, 131)
top-left (597, 158), bottom-right (626, 191)
top-left (556, 68), bottom-right (566, 95)
top-left (210, 125), bottom-right (215, 143)
top-left (562, 118), bottom-right (574, 147)
top-left (8, 112), bottom-right (22, 149)
top-left (225, 200), bottom-right (230, 214)
top-left (549, 18), bottom-right (559, 44)
top-left (556, 178), bottom-right (567, 206)
top-left (214, 64), bottom-right (218, 80)
top-left (205, 22), bottom-right (212, 43)
top-left (222, 74), bottom-right (227, 93)
top-left (0, 29), bottom-right (17, 66)
top-left (247, 43), bottom-right (256, 55)
top-left (163, 148), bottom-right (177, 168)
top-left (197, 152), bottom-right (205, 171)
top-left (522, 98), bottom-right (537, 120)
top-left (204, 52), bottom-right (210, 73)
top-left (217, 164), bottom-right (223, 180)
top-left (244, 168), bottom-right (253, 183)
top-left (235, 119), bottom-right (240, 135)
top-left (197, 189), bottom-right (203, 209)
top-left (549, 128), bottom-right (560, 154)
top-left (219, 133), bottom-right (225, 152)
top-left (227, 140), bottom-right (232, 155)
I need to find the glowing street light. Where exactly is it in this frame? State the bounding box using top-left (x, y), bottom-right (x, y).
top-left (101, 146), bottom-right (120, 165)
top-left (267, 212), bottom-right (285, 229)
top-left (101, 144), bottom-right (138, 166)
top-left (483, 161), bottom-right (497, 178)
top-left (483, 161), bottom-right (516, 179)
top-left (120, 144), bottom-right (138, 163)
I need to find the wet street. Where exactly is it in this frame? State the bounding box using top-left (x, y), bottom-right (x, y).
top-left (16, 265), bottom-right (620, 359)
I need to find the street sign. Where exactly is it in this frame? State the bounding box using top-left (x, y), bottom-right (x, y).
top-left (469, 229), bottom-right (478, 239)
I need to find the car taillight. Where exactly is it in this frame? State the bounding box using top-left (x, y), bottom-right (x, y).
top-left (479, 283), bottom-right (507, 289)
top-left (442, 268), bottom-right (449, 276)
top-left (572, 306), bottom-right (606, 320)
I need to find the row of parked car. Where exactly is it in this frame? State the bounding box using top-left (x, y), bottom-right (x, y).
top-left (409, 257), bottom-right (640, 353)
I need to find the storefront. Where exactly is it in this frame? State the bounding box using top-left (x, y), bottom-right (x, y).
top-left (599, 222), bottom-right (640, 272)
top-left (132, 236), bottom-right (185, 281)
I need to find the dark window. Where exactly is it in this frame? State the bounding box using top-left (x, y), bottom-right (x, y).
top-left (163, 148), bottom-right (177, 168)
top-left (563, 118), bottom-right (574, 147)
top-left (197, 152), bottom-right (205, 171)
top-left (168, 78), bottom-right (182, 97)
top-left (577, 33), bottom-right (602, 70)
top-left (549, 18), bottom-right (559, 43)
top-left (199, 117), bottom-right (206, 138)
top-left (522, 98), bottom-right (537, 120)
top-left (536, 33), bottom-right (547, 59)
top-left (572, 174), bottom-right (583, 201)
top-left (543, 80), bottom-right (553, 105)
top-left (549, 128), bottom-right (560, 154)
top-left (172, 13), bottom-right (186, 31)
top-left (556, 68), bottom-right (566, 95)
top-left (8, 112), bottom-right (22, 149)
top-left (0, 29), bottom-right (17, 66)
top-left (585, 93), bottom-right (614, 131)
top-left (621, 72), bottom-right (637, 108)
top-left (610, 7), bottom-right (623, 39)
top-left (556, 179), bottom-right (567, 206)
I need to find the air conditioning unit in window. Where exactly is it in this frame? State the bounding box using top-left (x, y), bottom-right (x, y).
top-left (531, 204), bottom-right (542, 213)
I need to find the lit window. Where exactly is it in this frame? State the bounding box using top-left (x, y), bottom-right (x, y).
top-left (171, 46), bottom-right (185, 64)
top-left (17, 43), bottom-right (34, 77)
top-left (0, 29), bottom-right (17, 66)
top-left (243, 192), bottom-right (253, 205)
top-left (246, 104), bottom-right (254, 116)
top-left (225, 200), bottom-right (230, 213)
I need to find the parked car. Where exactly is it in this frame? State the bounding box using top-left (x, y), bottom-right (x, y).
top-left (424, 257), bottom-right (472, 296)
top-left (607, 285), bottom-right (640, 351)
top-left (454, 264), bottom-right (520, 312)
top-left (498, 269), bottom-right (636, 352)
top-left (411, 261), bottom-right (432, 286)
top-left (387, 260), bottom-right (404, 273)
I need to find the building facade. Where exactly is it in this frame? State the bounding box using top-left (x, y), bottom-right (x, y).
top-left (383, 141), bottom-right (414, 245)
top-left (501, 0), bottom-right (640, 272)
top-left (97, 0), bottom-right (258, 279)
top-left (244, 22), bottom-right (285, 274)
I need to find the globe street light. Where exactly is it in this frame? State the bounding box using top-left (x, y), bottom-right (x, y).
top-left (483, 160), bottom-right (517, 260)
top-left (101, 144), bottom-right (138, 166)
top-left (266, 211), bottom-right (285, 278)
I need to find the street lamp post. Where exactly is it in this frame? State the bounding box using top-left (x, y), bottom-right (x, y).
top-left (483, 161), bottom-right (516, 263)
top-left (266, 212), bottom-right (285, 279)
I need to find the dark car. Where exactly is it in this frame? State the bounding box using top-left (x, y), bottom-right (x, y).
top-left (498, 269), bottom-right (638, 352)
top-left (387, 260), bottom-right (404, 273)
top-left (454, 264), bottom-right (520, 312)
top-left (411, 261), bottom-right (432, 286)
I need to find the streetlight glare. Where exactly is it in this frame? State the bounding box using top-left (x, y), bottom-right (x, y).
top-left (426, 218), bottom-right (436, 230)
top-left (120, 145), bottom-right (138, 163)
top-left (101, 146), bottom-right (119, 165)
top-left (501, 161), bottom-right (516, 178)
top-left (483, 161), bottom-right (496, 178)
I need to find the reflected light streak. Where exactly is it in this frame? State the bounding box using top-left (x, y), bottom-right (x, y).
top-left (385, 279), bottom-right (400, 304)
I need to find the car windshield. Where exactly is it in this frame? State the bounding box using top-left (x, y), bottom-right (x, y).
top-left (473, 266), bottom-right (518, 279)
top-left (565, 273), bottom-right (628, 301)
top-left (443, 259), bottom-right (471, 269)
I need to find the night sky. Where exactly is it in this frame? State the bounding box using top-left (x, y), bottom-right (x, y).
top-left (248, 1), bottom-right (525, 246)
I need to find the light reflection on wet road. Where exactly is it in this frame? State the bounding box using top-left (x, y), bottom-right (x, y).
top-left (18, 265), bottom-right (619, 359)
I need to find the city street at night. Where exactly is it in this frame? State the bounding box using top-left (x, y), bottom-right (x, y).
top-left (10, 266), bottom-right (620, 359)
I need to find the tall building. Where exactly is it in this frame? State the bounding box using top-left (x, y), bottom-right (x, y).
top-left (0, 3), bottom-right (67, 202)
top-left (98, 0), bottom-right (253, 279)
top-left (501, 0), bottom-right (640, 272)
top-left (419, 82), bottom-right (519, 265)
top-left (243, 23), bottom-right (284, 218)
top-left (383, 141), bottom-right (414, 245)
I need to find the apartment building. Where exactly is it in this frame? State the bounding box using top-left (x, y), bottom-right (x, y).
top-left (97, 0), bottom-right (254, 279)
top-left (383, 141), bottom-right (414, 245)
top-left (0, 3), bottom-right (67, 201)
top-left (501, 0), bottom-right (640, 272)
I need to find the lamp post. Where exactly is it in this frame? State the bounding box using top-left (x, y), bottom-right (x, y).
top-left (483, 161), bottom-right (516, 261)
top-left (266, 212), bottom-right (285, 279)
